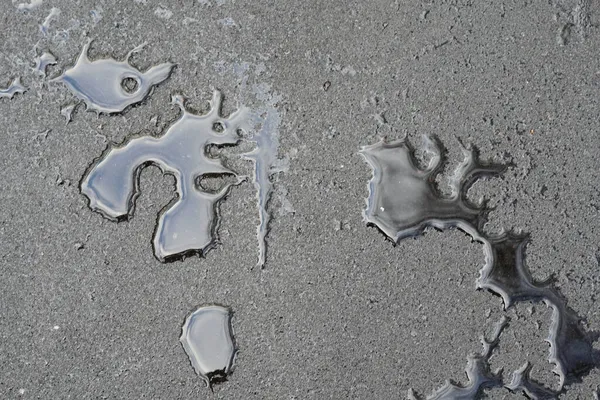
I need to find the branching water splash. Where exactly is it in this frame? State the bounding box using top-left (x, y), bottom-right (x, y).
top-left (0, 78), bottom-right (26, 99)
top-left (409, 317), bottom-right (509, 399)
top-left (243, 84), bottom-right (283, 268)
top-left (361, 136), bottom-right (599, 398)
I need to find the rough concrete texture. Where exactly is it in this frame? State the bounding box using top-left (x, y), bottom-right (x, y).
top-left (0, 0), bottom-right (599, 398)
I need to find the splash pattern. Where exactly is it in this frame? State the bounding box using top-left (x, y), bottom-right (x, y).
top-left (0, 78), bottom-right (26, 99)
top-left (52, 41), bottom-right (174, 114)
top-left (506, 362), bottom-right (561, 399)
top-left (480, 233), bottom-right (598, 388)
top-left (81, 91), bottom-right (249, 261)
top-left (243, 86), bottom-right (283, 268)
top-left (228, 62), bottom-right (284, 268)
top-left (360, 137), bottom-right (598, 399)
top-left (408, 317), bottom-right (509, 399)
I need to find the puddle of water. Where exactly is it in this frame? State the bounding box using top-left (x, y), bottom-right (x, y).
top-left (180, 305), bottom-right (237, 388)
top-left (361, 137), bottom-right (598, 398)
top-left (507, 362), bottom-right (560, 399)
top-left (480, 233), bottom-right (598, 388)
top-left (360, 137), bottom-right (505, 242)
top-left (34, 52), bottom-right (57, 77)
top-left (50, 41), bottom-right (174, 114)
top-left (411, 317), bottom-right (508, 399)
top-left (0, 78), bottom-right (26, 99)
top-left (81, 90), bottom-right (250, 262)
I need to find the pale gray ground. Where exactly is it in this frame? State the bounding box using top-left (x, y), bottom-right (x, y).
top-left (0, 0), bottom-right (599, 399)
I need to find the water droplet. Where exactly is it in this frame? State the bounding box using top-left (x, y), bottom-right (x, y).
top-left (34, 52), bottom-right (57, 77)
top-left (0, 77), bottom-right (26, 99)
top-left (361, 136), bottom-right (599, 396)
top-left (180, 305), bottom-right (237, 388)
top-left (81, 90), bottom-right (250, 262)
top-left (51, 41), bottom-right (175, 114)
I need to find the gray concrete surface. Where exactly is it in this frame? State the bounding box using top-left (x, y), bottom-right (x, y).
top-left (0, 0), bottom-right (599, 398)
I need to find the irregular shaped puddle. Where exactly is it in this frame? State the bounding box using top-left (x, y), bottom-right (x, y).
top-left (360, 137), bottom-right (599, 398)
top-left (507, 362), bottom-right (562, 399)
top-left (34, 52), bottom-right (57, 77)
top-left (51, 41), bottom-right (174, 114)
top-left (180, 305), bottom-right (237, 388)
top-left (360, 136), bottom-right (505, 241)
top-left (409, 317), bottom-right (508, 399)
top-left (0, 78), bottom-right (26, 99)
top-left (81, 90), bottom-right (250, 261)
top-left (480, 233), bottom-right (598, 390)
